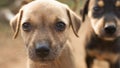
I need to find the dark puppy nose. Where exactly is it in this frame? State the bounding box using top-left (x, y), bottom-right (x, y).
top-left (104, 25), bottom-right (116, 34)
top-left (35, 43), bottom-right (50, 58)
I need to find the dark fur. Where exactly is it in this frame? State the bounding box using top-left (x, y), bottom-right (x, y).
top-left (81, 0), bottom-right (120, 68)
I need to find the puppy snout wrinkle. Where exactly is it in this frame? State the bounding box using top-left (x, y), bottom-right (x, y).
top-left (35, 43), bottom-right (50, 58)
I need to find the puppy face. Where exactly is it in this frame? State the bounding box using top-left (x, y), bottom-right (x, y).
top-left (83, 0), bottom-right (120, 41)
top-left (10, 0), bottom-right (81, 62)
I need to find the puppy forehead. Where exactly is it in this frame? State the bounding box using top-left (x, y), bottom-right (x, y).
top-left (23, 0), bottom-right (67, 14)
top-left (89, 0), bottom-right (118, 6)
top-left (21, 0), bottom-right (69, 24)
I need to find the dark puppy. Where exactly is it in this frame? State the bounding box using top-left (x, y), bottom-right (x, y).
top-left (81, 0), bottom-right (120, 68)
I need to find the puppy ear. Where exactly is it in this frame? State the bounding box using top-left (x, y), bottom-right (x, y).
top-left (10, 10), bottom-right (23, 39)
top-left (80, 9), bottom-right (83, 16)
top-left (66, 8), bottom-right (81, 37)
top-left (82, 0), bottom-right (89, 22)
top-left (22, 0), bottom-right (33, 5)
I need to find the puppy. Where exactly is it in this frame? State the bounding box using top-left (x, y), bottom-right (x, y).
top-left (10, 0), bottom-right (84, 68)
top-left (80, 0), bottom-right (120, 68)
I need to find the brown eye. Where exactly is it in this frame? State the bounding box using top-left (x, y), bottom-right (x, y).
top-left (22, 22), bottom-right (31, 32)
top-left (55, 21), bottom-right (66, 32)
top-left (93, 6), bottom-right (103, 18)
top-left (93, 6), bottom-right (101, 12)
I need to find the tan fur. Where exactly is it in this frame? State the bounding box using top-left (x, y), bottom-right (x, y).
top-left (98, 0), bottom-right (104, 7)
top-left (87, 50), bottom-right (120, 63)
top-left (116, 1), bottom-right (120, 7)
top-left (10, 0), bottom-right (85, 68)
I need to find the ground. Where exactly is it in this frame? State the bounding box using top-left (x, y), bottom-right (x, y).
top-left (0, 23), bottom-right (26, 68)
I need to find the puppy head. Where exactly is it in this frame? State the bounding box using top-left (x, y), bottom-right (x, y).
top-left (82, 0), bottom-right (120, 41)
top-left (10, 0), bottom-right (81, 62)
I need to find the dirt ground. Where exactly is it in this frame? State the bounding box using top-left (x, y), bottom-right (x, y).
top-left (0, 23), bottom-right (110, 68)
top-left (0, 23), bottom-right (26, 68)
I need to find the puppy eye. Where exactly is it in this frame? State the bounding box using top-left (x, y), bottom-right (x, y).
top-left (93, 6), bottom-right (103, 18)
top-left (22, 22), bottom-right (31, 32)
top-left (54, 21), bottom-right (66, 32)
top-left (93, 6), bottom-right (101, 12)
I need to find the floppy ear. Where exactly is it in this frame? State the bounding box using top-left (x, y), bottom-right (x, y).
top-left (82, 0), bottom-right (89, 22)
top-left (66, 8), bottom-right (81, 37)
top-left (22, 0), bottom-right (33, 5)
top-left (80, 9), bottom-right (83, 16)
top-left (10, 10), bottom-right (23, 39)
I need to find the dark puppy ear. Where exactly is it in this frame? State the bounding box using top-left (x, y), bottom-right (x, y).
top-left (10, 10), bottom-right (23, 39)
top-left (82, 0), bottom-right (89, 22)
top-left (66, 8), bottom-right (81, 37)
top-left (22, 0), bottom-right (33, 5)
top-left (80, 9), bottom-right (83, 16)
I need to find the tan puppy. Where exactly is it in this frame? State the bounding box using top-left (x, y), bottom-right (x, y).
top-left (10, 0), bottom-right (85, 68)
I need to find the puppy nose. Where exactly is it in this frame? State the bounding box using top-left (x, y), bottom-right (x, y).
top-left (104, 25), bottom-right (116, 34)
top-left (35, 43), bottom-right (50, 58)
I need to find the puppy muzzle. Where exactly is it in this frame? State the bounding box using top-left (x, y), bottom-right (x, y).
top-left (35, 42), bottom-right (50, 58)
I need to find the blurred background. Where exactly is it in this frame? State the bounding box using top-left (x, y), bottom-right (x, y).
top-left (0, 0), bottom-right (109, 68)
top-left (0, 0), bottom-right (84, 68)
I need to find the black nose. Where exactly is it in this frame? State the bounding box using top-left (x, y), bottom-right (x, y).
top-left (104, 25), bottom-right (116, 34)
top-left (35, 44), bottom-right (50, 58)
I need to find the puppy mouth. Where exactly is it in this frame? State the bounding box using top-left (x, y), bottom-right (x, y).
top-left (97, 32), bottom-right (117, 41)
top-left (37, 57), bottom-right (56, 62)
top-left (102, 36), bottom-right (116, 41)
top-left (29, 50), bottom-right (59, 62)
